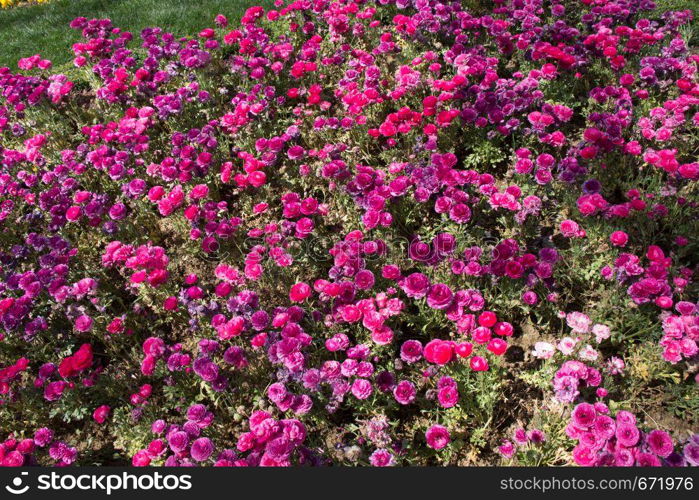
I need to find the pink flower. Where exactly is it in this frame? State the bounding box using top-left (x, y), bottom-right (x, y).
top-left (400, 272), bottom-right (430, 298)
top-left (351, 378), bottom-right (373, 400)
top-left (437, 386), bottom-right (459, 408)
top-left (355, 270), bottom-right (375, 290)
top-left (566, 311), bottom-right (591, 334)
top-left (571, 403), bottom-right (596, 429)
top-left (65, 206), bottom-right (82, 221)
top-left (470, 356), bottom-right (489, 371)
top-left (532, 342), bottom-right (555, 359)
top-left (393, 380), bottom-right (416, 405)
top-left (289, 282), bottom-right (311, 302)
top-left (513, 428), bottom-right (528, 445)
top-left (369, 449), bottom-right (395, 466)
top-left (592, 324), bottom-right (611, 343)
top-left (74, 315), bottom-right (93, 332)
top-left (557, 337), bottom-right (578, 355)
top-left (572, 444), bottom-right (597, 466)
top-left (498, 440), bottom-right (516, 459)
top-left (132, 450), bottom-right (151, 466)
top-left (646, 429), bottom-right (674, 458)
top-left (425, 425), bottom-right (451, 450)
top-left (609, 230), bottom-right (629, 247)
top-left (424, 340), bottom-right (453, 365)
top-left (92, 405), bottom-right (111, 424)
top-left (426, 283), bottom-right (453, 310)
top-left (400, 340), bottom-right (423, 363)
top-left (615, 424), bottom-right (640, 447)
top-left (560, 219), bottom-right (580, 237)
top-left (190, 437), bottom-right (214, 462)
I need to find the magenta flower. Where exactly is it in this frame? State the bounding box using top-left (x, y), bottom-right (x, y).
top-left (437, 386), bottom-right (459, 408)
top-left (369, 449), bottom-right (395, 467)
top-left (190, 437), bottom-right (214, 462)
top-left (425, 425), bottom-right (451, 450)
top-left (646, 430), bottom-right (674, 458)
top-left (400, 340), bottom-right (423, 363)
top-left (351, 378), bottom-right (373, 400)
top-left (426, 283), bottom-right (454, 310)
top-left (571, 403), bottom-right (597, 429)
top-left (393, 380), bottom-right (416, 405)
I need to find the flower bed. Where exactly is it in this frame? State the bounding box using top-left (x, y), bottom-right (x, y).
top-left (0, 0), bottom-right (697, 466)
top-left (0, 0), bottom-right (49, 9)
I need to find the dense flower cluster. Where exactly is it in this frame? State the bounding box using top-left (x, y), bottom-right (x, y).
top-left (568, 403), bottom-right (698, 467)
top-left (0, 0), bottom-right (697, 466)
top-left (1, 0), bottom-right (50, 9)
top-left (0, 428), bottom-right (76, 466)
top-left (131, 404), bottom-right (232, 466)
top-left (532, 311), bottom-right (622, 403)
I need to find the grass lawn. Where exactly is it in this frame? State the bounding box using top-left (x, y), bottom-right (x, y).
top-left (0, 0), bottom-right (265, 68)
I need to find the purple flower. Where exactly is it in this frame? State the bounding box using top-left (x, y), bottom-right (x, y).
top-left (527, 429), bottom-right (546, 444)
top-left (376, 371), bottom-right (396, 392)
top-left (291, 394), bottom-right (313, 415)
top-left (433, 233), bottom-right (455, 255)
top-left (553, 375), bottom-right (579, 403)
top-left (251, 310), bottom-right (269, 330)
top-left (267, 382), bottom-right (288, 404)
top-left (182, 421), bottom-right (201, 438)
top-left (190, 437), bottom-right (214, 462)
top-left (426, 283), bottom-right (453, 310)
top-left (193, 358), bottom-right (219, 382)
top-left (223, 346), bottom-right (247, 368)
top-left (186, 404), bottom-right (207, 423)
top-left (665, 452), bottom-right (687, 467)
top-left (167, 431), bottom-right (189, 453)
top-left (683, 441), bottom-right (699, 466)
top-left (582, 178), bottom-right (602, 194)
top-left (265, 437), bottom-right (292, 460)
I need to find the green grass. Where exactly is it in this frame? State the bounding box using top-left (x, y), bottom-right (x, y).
top-left (0, 0), bottom-right (264, 68)
top-left (656, 0), bottom-right (698, 42)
